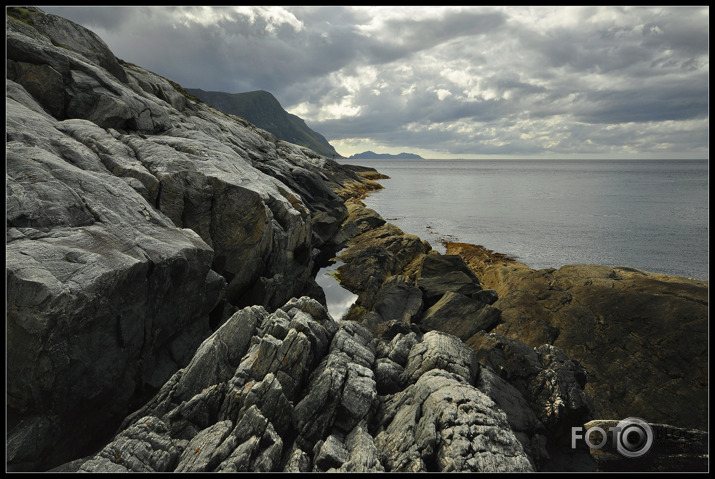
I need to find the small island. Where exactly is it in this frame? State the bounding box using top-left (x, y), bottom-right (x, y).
top-left (348, 150), bottom-right (424, 160)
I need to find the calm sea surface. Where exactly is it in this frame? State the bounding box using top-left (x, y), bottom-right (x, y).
top-left (338, 159), bottom-right (709, 281)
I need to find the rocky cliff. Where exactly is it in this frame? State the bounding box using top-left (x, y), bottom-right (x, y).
top-left (6, 8), bottom-right (707, 473)
top-left (6, 7), bottom-right (371, 470)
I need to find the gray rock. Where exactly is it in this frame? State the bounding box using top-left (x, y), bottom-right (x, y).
top-left (470, 331), bottom-right (543, 382)
top-left (282, 295), bottom-right (339, 339)
top-left (283, 446), bottom-right (312, 472)
top-left (530, 345), bottom-right (594, 442)
top-left (375, 369), bottom-right (533, 472)
top-left (375, 358), bottom-right (406, 395)
top-left (173, 306), bottom-right (265, 403)
top-left (416, 254), bottom-right (483, 305)
top-left (6, 415), bottom-right (61, 472)
top-left (175, 420), bottom-right (234, 472)
top-left (368, 275), bottom-right (424, 329)
top-left (213, 404), bottom-right (285, 473)
top-left (477, 365), bottom-right (548, 468)
top-left (386, 331), bottom-right (421, 366)
top-left (165, 383), bottom-right (228, 438)
top-left (78, 416), bottom-right (180, 473)
top-left (7, 124), bottom-right (221, 468)
top-left (330, 198), bottom-right (386, 246)
top-left (336, 222), bottom-right (431, 307)
top-left (418, 254), bottom-right (482, 282)
top-left (477, 366), bottom-right (544, 434)
top-left (339, 422), bottom-right (386, 472)
top-left (470, 333), bottom-right (594, 446)
top-left (238, 373), bottom-right (293, 436)
top-left (7, 7), bottom-right (373, 469)
top-left (417, 270), bottom-right (483, 305)
top-left (313, 433), bottom-right (349, 472)
top-left (401, 330), bottom-right (480, 385)
top-left (292, 321), bottom-right (377, 445)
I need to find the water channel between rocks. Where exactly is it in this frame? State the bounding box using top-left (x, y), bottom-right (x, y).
top-left (314, 252), bottom-right (358, 321)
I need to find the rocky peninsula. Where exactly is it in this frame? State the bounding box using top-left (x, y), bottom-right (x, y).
top-left (6, 8), bottom-right (708, 473)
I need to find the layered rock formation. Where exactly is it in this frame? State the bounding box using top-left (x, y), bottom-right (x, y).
top-left (50, 295), bottom-right (596, 472)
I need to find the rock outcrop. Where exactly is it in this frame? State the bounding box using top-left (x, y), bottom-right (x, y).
top-left (6, 7), bottom-right (377, 471)
top-left (50, 296), bottom-right (598, 472)
top-left (7, 7), bottom-right (706, 473)
top-left (446, 243), bottom-right (709, 432)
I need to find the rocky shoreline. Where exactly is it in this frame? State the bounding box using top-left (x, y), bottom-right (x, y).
top-left (6, 8), bottom-right (708, 472)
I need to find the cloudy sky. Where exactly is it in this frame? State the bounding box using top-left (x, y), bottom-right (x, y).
top-left (42, 5), bottom-right (709, 159)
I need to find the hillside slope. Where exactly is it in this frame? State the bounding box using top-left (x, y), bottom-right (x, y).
top-left (187, 88), bottom-right (340, 158)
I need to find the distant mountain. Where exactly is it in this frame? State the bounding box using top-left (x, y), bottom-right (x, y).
top-left (349, 151), bottom-right (424, 160)
top-left (186, 88), bottom-right (341, 158)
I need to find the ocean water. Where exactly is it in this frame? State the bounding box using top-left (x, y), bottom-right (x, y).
top-left (338, 159), bottom-right (709, 281)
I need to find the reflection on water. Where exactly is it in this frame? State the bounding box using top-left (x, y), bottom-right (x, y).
top-left (314, 258), bottom-right (358, 321)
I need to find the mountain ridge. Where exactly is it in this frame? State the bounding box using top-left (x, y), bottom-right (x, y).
top-left (186, 88), bottom-right (341, 158)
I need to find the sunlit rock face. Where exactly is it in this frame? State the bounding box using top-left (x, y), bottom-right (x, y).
top-left (6, 7), bottom-right (368, 470)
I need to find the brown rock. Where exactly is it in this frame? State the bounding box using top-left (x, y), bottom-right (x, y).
top-left (447, 242), bottom-right (708, 431)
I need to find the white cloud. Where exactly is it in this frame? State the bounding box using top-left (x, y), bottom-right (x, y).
top-left (43, 5), bottom-right (709, 159)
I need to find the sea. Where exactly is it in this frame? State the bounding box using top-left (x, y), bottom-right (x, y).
top-left (342, 158), bottom-right (709, 279)
top-left (317, 158), bottom-right (709, 320)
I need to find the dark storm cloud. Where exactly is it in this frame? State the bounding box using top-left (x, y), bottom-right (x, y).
top-left (575, 77), bottom-right (709, 124)
top-left (39, 6), bottom-right (708, 159)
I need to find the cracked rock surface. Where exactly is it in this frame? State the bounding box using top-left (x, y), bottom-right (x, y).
top-left (59, 298), bottom-right (539, 472)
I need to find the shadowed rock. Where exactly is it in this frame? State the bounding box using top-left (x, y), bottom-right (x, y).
top-left (418, 291), bottom-right (501, 340)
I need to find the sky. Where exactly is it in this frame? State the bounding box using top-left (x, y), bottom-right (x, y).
top-left (40, 5), bottom-right (709, 159)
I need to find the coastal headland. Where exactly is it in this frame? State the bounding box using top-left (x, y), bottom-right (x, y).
top-left (6, 8), bottom-right (707, 473)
